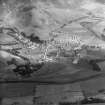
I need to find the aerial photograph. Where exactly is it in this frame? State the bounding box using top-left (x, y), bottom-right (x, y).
top-left (1, 0), bottom-right (105, 105)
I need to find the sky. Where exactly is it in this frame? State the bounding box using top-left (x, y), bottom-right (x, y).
top-left (96, 0), bottom-right (105, 3)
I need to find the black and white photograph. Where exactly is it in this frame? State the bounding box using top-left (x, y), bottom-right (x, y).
top-left (0, 0), bottom-right (105, 105)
